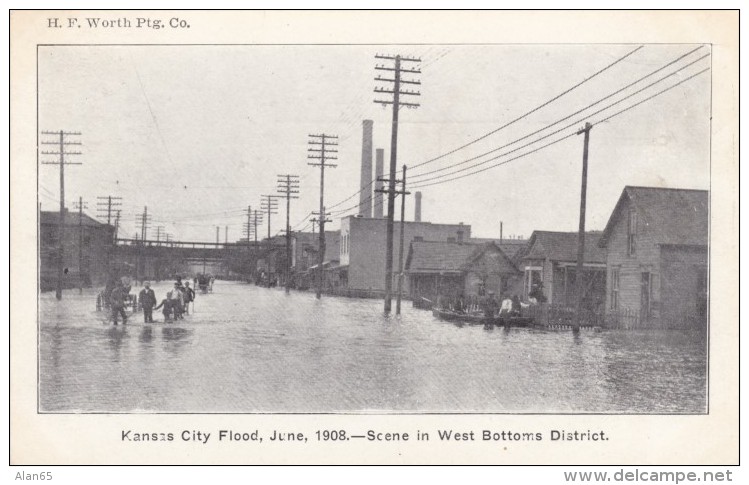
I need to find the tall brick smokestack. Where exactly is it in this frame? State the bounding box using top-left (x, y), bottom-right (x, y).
top-left (374, 148), bottom-right (384, 218)
top-left (358, 120), bottom-right (374, 217)
top-left (414, 191), bottom-right (422, 222)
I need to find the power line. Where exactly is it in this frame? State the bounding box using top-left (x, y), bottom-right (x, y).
top-left (410, 57), bottom-right (710, 186)
top-left (409, 45), bottom-right (644, 170)
top-left (410, 47), bottom-right (708, 181)
top-left (410, 67), bottom-right (710, 190)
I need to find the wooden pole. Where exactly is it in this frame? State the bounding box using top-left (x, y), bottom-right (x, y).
top-left (396, 165), bottom-right (409, 315)
top-left (574, 122), bottom-right (592, 332)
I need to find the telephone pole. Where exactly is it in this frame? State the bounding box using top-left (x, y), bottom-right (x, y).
top-left (41, 130), bottom-right (82, 300)
top-left (113, 210), bottom-right (121, 243)
top-left (96, 195), bottom-right (122, 225)
top-left (374, 53), bottom-right (421, 313)
top-left (260, 195), bottom-right (279, 241)
top-left (277, 174), bottom-right (300, 294)
top-left (376, 165), bottom-right (410, 314)
top-left (396, 166), bottom-right (411, 314)
top-left (155, 226), bottom-right (165, 242)
top-left (74, 197), bottom-right (88, 294)
top-left (308, 133), bottom-right (338, 299)
top-left (136, 207), bottom-right (151, 284)
top-left (574, 122), bottom-right (593, 333)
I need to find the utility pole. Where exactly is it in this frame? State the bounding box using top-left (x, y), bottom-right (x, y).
top-left (574, 122), bottom-right (593, 333)
top-left (376, 166), bottom-right (410, 314)
top-left (260, 195), bottom-right (279, 241)
top-left (155, 226), bottom-right (165, 242)
top-left (225, 226), bottom-right (228, 244)
top-left (396, 166), bottom-right (411, 315)
top-left (244, 205), bottom-right (253, 244)
top-left (277, 174), bottom-right (300, 294)
top-left (113, 210), bottom-right (121, 243)
top-left (74, 197), bottom-right (88, 294)
top-left (41, 130), bottom-right (82, 300)
top-left (374, 53), bottom-right (421, 313)
top-left (308, 133), bottom-right (338, 299)
top-left (216, 226), bottom-right (220, 245)
top-left (96, 195), bottom-right (122, 225)
top-left (310, 217), bottom-right (318, 236)
top-left (136, 206), bottom-right (151, 284)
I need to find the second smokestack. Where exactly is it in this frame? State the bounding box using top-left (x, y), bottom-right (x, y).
top-left (414, 191), bottom-right (422, 222)
top-left (374, 148), bottom-right (384, 218)
top-left (358, 120), bottom-right (374, 217)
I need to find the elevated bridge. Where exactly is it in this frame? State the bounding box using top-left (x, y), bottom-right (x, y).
top-left (113, 238), bottom-right (265, 281)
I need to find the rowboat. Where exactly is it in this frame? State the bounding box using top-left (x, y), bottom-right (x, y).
top-left (432, 308), bottom-right (534, 327)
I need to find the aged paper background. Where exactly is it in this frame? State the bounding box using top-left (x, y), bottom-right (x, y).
top-left (10, 10), bottom-right (738, 464)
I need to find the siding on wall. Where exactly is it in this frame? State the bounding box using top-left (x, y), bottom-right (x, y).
top-left (604, 197), bottom-right (661, 318)
top-left (660, 245), bottom-right (708, 327)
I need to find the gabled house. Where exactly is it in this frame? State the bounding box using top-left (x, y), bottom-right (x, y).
top-left (598, 186), bottom-right (708, 328)
top-left (405, 240), bottom-right (522, 302)
top-left (521, 230), bottom-right (607, 311)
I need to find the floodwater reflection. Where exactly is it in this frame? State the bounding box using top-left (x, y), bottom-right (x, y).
top-left (39, 282), bottom-right (707, 413)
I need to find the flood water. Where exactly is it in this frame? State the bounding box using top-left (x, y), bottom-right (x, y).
top-left (39, 281), bottom-right (707, 413)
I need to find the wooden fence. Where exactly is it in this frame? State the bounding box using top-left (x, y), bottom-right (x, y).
top-left (526, 304), bottom-right (642, 330)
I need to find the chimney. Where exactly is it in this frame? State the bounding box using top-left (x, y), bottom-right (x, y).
top-left (358, 120), bottom-right (374, 217)
top-left (457, 222), bottom-right (464, 244)
top-left (414, 191), bottom-right (422, 222)
top-left (374, 148), bottom-right (384, 218)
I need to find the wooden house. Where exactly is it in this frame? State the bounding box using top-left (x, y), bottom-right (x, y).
top-left (405, 240), bottom-right (521, 302)
top-left (598, 186), bottom-right (708, 328)
top-left (521, 230), bottom-right (607, 311)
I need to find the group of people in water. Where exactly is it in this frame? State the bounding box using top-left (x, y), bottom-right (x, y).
top-left (104, 275), bottom-right (214, 325)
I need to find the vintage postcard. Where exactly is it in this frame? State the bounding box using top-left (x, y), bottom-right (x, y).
top-left (9, 10), bottom-right (739, 465)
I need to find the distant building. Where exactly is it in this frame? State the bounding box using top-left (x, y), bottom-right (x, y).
top-left (406, 240), bottom-right (521, 303)
top-left (598, 186), bottom-right (708, 328)
top-left (256, 231), bottom-right (340, 288)
top-left (522, 230), bottom-right (607, 311)
top-left (336, 216), bottom-right (471, 295)
top-left (40, 210), bottom-right (115, 290)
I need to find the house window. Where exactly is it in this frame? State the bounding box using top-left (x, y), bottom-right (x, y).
top-left (610, 267), bottom-right (620, 310)
top-left (627, 210), bottom-right (637, 256)
top-left (524, 267), bottom-right (542, 299)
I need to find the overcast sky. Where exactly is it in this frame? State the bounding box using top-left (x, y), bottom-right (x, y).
top-left (38, 44), bottom-right (711, 242)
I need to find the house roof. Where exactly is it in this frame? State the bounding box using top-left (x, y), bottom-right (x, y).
top-left (406, 240), bottom-right (520, 274)
top-left (523, 230), bottom-right (606, 264)
top-left (406, 241), bottom-right (480, 273)
top-left (469, 238), bottom-right (529, 261)
top-left (598, 186), bottom-right (708, 247)
top-left (40, 210), bottom-right (108, 228)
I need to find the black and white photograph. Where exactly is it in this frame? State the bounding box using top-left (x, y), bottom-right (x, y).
top-left (11, 10), bottom-right (739, 466)
top-left (36, 41), bottom-right (711, 414)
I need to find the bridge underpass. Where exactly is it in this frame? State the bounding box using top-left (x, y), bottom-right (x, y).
top-left (112, 238), bottom-right (263, 281)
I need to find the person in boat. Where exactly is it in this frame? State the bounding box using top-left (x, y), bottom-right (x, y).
top-left (182, 281), bottom-right (195, 315)
top-left (139, 281), bottom-right (157, 324)
top-left (454, 294), bottom-right (467, 314)
top-left (110, 282), bottom-right (129, 325)
top-left (482, 292), bottom-right (498, 318)
top-left (511, 294), bottom-right (531, 316)
top-left (529, 283), bottom-right (547, 303)
top-left (499, 295), bottom-right (513, 317)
